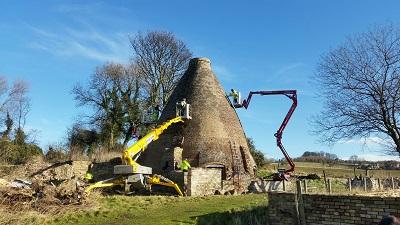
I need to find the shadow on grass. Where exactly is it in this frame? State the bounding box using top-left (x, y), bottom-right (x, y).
top-left (190, 205), bottom-right (269, 225)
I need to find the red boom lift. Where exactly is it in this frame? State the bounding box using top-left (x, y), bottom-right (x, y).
top-left (232, 90), bottom-right (298, 180)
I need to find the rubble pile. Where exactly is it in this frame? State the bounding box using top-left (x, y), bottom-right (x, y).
top-left (0, 157), bottom-right (95, 213)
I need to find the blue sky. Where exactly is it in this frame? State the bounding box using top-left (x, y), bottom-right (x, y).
top-left (1, 0), bottom-right (400, 161)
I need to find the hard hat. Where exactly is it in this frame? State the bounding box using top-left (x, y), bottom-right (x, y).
top-left (84, 173), bottom-right (93, 180)
top-left (184, 158), bottom-right (188, 160)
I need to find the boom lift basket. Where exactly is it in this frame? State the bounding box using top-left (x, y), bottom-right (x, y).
top-left (142, 109), bottom-right (156, 124)
top-left (232, 92), bottom-right (243, 108)
top-left (176, 102), bottom-right (192, 119)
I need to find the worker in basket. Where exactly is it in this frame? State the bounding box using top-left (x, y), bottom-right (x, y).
top-left (229, 89), bottom-right (239, 104)
top-left (153, 105), bottom-right (161, 121)
top-left (176, 98), bottom-right (187, 116)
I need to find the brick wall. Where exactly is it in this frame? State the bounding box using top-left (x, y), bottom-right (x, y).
top-left (268, 192), bottom-right (400, 225)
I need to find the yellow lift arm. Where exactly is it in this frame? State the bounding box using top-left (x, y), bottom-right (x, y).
top-left (121, 116), bottom-right (184, 167)
top-left (86, 116), bottom-right (185, 196)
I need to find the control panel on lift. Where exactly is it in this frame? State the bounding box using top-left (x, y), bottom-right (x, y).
top-left (141, 105), bottom-right (161, 124)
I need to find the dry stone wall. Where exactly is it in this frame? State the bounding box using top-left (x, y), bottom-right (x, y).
top-left (187, 168), bottom-right (221, 196)
top-left (250, 180), bottom-right (294, 192)
top-left (268, 192), bottom-right (400, 225)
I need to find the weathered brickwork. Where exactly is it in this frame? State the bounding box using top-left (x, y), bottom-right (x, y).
top-left (161, 147), bottom-right (183, 171)
top-left (268, 192), bottom-right (400, 225)
top-left (139, 57), bottom-right (256, 190)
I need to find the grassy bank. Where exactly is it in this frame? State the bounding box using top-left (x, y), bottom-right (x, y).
top-left (2, 193), bottom-right (268, 225)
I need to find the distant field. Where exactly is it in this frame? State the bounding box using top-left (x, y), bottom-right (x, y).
top-left (261, 162), bottom-right (400, 179)
top-left (258, 161), bottom-right (400, 194)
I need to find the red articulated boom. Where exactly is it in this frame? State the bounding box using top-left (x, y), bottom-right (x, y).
top-left (238, 90), bottom-right (297, 180)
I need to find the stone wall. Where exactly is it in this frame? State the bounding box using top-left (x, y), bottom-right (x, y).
top-left (187, 167), bottom-right (221, 196)
top-left (41, 160), bottom-right (91, 181)
top-left (249, 180), bottom-right (294, 193)
top-left (268, 192), bottom-right (298, 224)
top-left (268, 192), bottom-right (400, 225)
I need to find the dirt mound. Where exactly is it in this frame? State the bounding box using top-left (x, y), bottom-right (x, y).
top-left (0, 178), bottom-right (86, 211)
top-left (0, 157), bottom-right (100, 214)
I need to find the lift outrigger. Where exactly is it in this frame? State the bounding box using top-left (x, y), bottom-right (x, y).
top-left (231, 90), bottom-right (297, 180)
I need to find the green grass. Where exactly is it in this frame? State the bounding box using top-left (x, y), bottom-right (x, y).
top-left (41, 194), bottom-right (268, 225)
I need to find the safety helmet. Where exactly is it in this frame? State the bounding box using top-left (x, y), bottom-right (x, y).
top-left (84, 173), bottom-right (93, 180)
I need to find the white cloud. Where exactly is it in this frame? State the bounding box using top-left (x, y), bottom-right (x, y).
top-left (28, 26), bottom-right (131, 63)
top-left (25, 2), bottom-right (134, 64)
top-left (349, 153), bottom-right (400, 162)
top-left (213, 65), bottom-right (235, 81)
top-left (55, 3), bottom-right (103, 14)
top-left (338, 137), bottom-right (388, 145)
top-left (274, 63), bottom-right (305, 76)
top-left (40, 118), bottom-right (49, 125)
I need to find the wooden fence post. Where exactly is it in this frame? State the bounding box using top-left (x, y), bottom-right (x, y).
top-left (296, 180), bottom-right (306, 225)
top-left (328, 179), bottom-right (331, 194)
top-left (378, 178), bottom-right (381, 191)
top-left (348, 178), bottom-right (352, 192)
top-left (303, 179), bottom-right (307, 193)
top-left (283, 180), bottom-right (286, 192)
top-left (391, 177), bottom-right (395, 191)
top-left (363, 178), bottom-right (367, 192)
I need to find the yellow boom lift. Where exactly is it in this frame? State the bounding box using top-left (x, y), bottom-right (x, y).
top-left (86, 101), bottom-right (191, 196)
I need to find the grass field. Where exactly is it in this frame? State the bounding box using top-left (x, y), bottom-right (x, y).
top-left (2, 194), bottom-right (268, 225)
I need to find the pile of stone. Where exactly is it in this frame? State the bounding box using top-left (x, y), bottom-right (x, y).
top-left (0, 158), bottom-right (93, 212)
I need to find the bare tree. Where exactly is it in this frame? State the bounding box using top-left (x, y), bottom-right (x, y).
top-left (129, 30), bottom-right (192, 108)
top-left (0, 77), bottom-right (30, 140)
top-left (310, 22), bottom-right (400, 156)
top-left (0, 77), bottom-right (29, 111)
top-left (72, 62), bottom-right (141, 149)
top-left (0, 76), bottom-right (38, 163)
